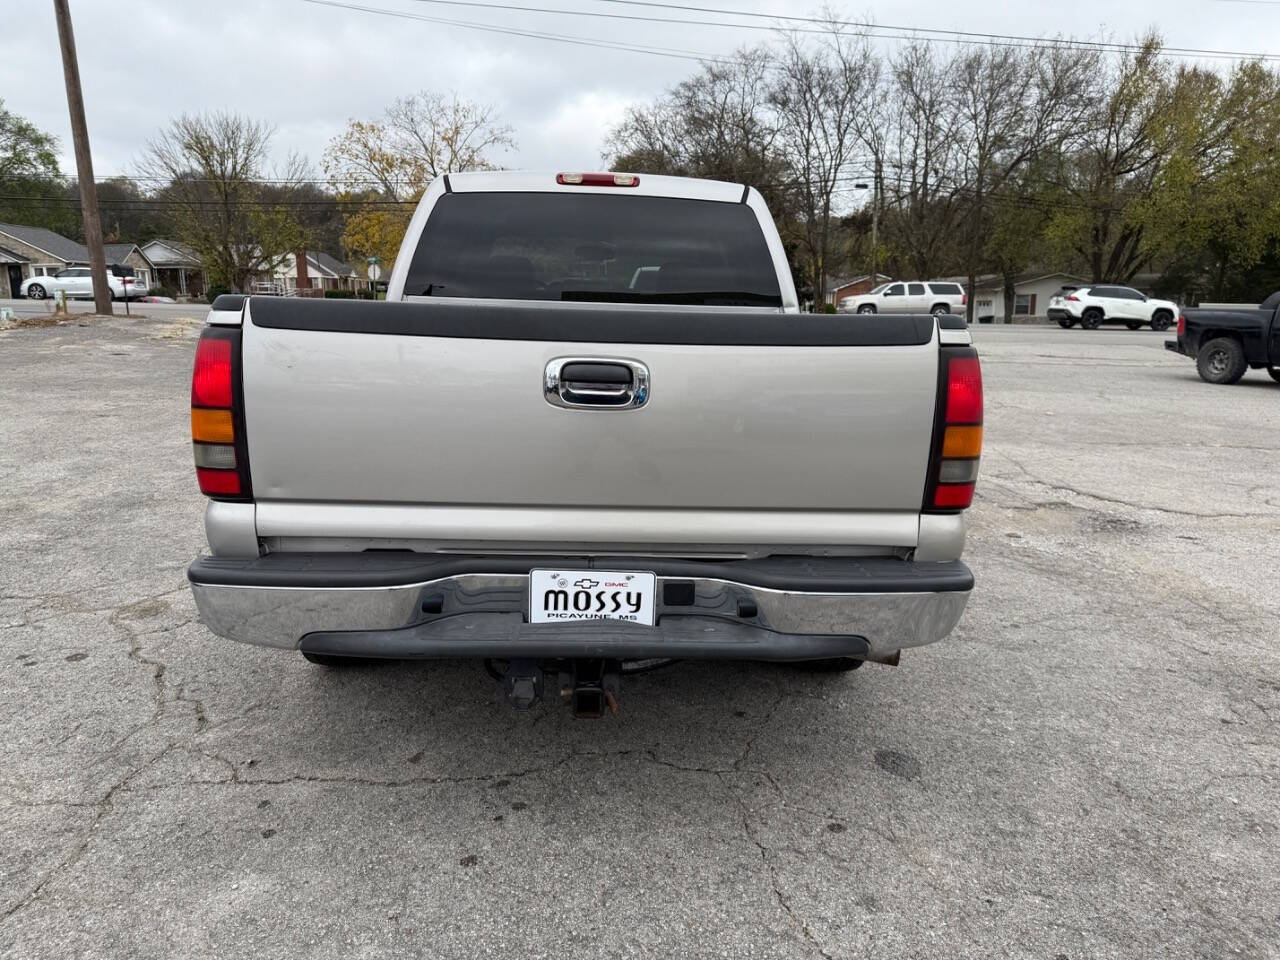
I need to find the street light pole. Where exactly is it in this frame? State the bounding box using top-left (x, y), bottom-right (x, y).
top-left (52, 0), bottom-right (112, 316)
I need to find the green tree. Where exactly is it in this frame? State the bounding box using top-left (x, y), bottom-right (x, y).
top-left (1136, 61), bottom-right (1280, 300)
top-left (0, 99), bottom-right (76, 233)
top-left (1040, 38), bottom-right (1173, 282)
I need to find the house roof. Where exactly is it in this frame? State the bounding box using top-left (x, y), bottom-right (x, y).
top-left (827, 273), bottom-right (892, 293)
top-left (0, 222), bottom-right (89, 263)
top-left (0, 225), bottom-right (159, 269)
top-left (0, 244), bottom-right (30, 263)
top-left (940, 270), bottom-right (1086, 289)
top-left (311, 250), bottom-right (356, 277)
top-left (141, 238), bottom-right (202, 267)
top-left (102, 243), bottom-right (156, 270)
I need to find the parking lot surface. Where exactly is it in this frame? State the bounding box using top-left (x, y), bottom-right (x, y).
top-left (1, 315), bottom-right (1277, 958)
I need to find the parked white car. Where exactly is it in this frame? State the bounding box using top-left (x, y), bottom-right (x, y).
top-left (21, 268), bottom-right (149, 301)
top-left (839, 281), bottom-right (967, 316)
top-left (1046, 285), bottom-right (1178, 331)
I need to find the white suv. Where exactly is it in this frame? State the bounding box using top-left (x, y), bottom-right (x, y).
top-left (1047, 285), bottom-right (1178, 331)
top-left (839, 281), bottom-right (967, 317)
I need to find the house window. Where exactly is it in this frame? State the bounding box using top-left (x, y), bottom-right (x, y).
top-left (1014, 293), bottom-right (1033, 315)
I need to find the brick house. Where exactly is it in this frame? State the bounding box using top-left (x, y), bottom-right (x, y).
top-left (825, 273), bottom-right (893, 308)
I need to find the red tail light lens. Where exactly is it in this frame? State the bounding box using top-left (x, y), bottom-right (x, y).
top-left (946, 356), bottom-right (983, 424)
top-left (1066, 294), bottom-right (1079, 302)
top-left (192, 337), bottom-right (233, 407)
top-left (933, 482), bottom-right (975, 509)
top-left (1177, 314), bottom-right (1186, 336)
top-left (195, 466), bottom-right (241, 496)
top-left (961, 293), bottom-right (968, 306)
top-left (927, 350), bottom-right (983, 512)
top-left (191, 328), bottom-right (249, 499)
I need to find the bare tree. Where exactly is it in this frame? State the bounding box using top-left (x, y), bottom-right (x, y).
top-left (325, 91), bottom-right (514, 201)
top-left (879, 42), bottom-right (967, 282)
top-left (769, 25), bottom-right (874, 307)
top-left (950, 42), bottom-right (1099, 317)
top-left (140, 112), bottom-right (309, 293)
top-left (608, 47), bottom-right (790, 215)
top-left (324, 91), bottom-right (514, 267)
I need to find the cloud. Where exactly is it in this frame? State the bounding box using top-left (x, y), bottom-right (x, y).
top-left (6, 0), bottom-right (1272, 184)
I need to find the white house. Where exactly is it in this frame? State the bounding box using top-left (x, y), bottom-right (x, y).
top-left (949, 271), bottom-right (1086, 322)
top-left (141, 239), bottom-right (205, 298)
top-left (269, 251), bottom-right (366, 293)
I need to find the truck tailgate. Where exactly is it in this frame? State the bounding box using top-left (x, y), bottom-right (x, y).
top-left (239, 299), bottom-right (940, 544)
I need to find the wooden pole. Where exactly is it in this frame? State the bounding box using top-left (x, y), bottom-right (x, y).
top-left (53, 0), bottom-right (112, 315)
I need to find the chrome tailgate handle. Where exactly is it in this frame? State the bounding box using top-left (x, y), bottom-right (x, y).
top-left (544, 357), bottom-right (649, 409)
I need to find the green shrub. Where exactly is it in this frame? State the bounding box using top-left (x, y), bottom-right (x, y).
top-left (822, 302), bottom-right (837, 314)
top-left (149, 284), bottom-right (177, 299)
top-left (205, 284), bottom-right (231, 302)
top-left (323, 288), bottom-right (377, 299)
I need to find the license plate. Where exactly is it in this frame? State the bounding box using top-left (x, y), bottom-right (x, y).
top-left (529, 569), bottom-right (656, 626)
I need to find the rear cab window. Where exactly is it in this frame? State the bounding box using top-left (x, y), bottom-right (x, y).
top-left (404, 192), bottom-right (783, 307)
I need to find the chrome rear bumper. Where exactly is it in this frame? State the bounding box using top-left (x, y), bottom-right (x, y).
top-left (188, 554), bottom-right (972, 661)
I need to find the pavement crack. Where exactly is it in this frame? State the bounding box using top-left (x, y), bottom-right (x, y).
top-left (0, 743), bottom-right (178, 925)
top-left (720, 772), bottom-right (835, 960)
top-left (131, 755), bottom-right (576, 792)
top-left (985, 470), bottom-right (1274, 520)
top-left (734, 689), bottom-right (787, 771)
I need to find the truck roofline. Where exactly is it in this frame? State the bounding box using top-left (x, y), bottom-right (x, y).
top-left (445, 170), bottom-right (747, 203)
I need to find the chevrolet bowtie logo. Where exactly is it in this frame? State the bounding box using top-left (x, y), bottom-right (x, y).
top-left (573, 578), bottom-right (599, 589)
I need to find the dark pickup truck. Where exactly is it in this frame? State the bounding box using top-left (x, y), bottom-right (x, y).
top-left (1166, 291), bottom-right (1280, 384)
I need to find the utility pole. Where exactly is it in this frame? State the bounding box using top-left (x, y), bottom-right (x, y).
top-left (53, 0), bottom-right (111, 315)
top-left (856, 168), bottom-right (881, 288)
top-left (869, 157), bottom-right (880, 287)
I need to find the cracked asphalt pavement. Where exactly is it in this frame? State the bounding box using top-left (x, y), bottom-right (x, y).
top-left (2, 315), bottom-right (1277, 958)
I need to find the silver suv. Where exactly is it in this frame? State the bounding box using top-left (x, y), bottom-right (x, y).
top-left (839, 281), bottom-right (967, 316)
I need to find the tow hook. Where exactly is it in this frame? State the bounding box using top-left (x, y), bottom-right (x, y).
top-left (559, 659), bottom-right (621, 719)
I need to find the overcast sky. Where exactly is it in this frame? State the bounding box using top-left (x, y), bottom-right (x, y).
top-left (6, 0), bottom-right (1277, 181)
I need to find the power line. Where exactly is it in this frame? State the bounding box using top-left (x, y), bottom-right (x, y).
top-left (300, 0), bottom-right (728, 61)
top-left (399, 0), bottom-right (1167, 60)
top-left (578, 0), bottom-right (1280, 61)
top-left (310, 0), bottom-right (1280, 63)
top-left (0, 194), bottom-right (410, 207)
top-left (0, 166), bottom-right (1142, 217)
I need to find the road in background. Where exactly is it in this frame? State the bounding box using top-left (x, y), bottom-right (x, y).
top-left (0, 297), bottom-right (205, 321)
top-left (1, 318), bottom-right (1276, 958)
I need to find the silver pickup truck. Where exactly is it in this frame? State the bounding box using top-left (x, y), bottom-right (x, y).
top-left (186, 171), bottom-right (982, 714)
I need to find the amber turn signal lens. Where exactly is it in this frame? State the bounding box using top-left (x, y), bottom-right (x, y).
top-left (942, 425), bottom-right (983, 459)
top-left (191, 407), bottom-right (235, 444)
